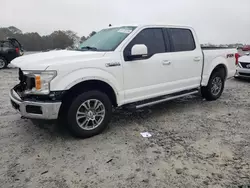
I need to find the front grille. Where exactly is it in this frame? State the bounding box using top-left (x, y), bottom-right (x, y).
top-left (18, 69), bottom-right (35, 91)
top-left (240, 62), bottom-right (250, 69)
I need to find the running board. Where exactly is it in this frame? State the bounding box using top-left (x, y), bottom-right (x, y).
top-left (123, 89), bottom-right (199, 110)
top-left (136, 91), bottom-right (198, 109)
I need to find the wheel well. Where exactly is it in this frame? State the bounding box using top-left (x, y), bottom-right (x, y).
top-left (212, 64), bottom-right (227, 79)
top-left (0, 56), bottom-right (7, 62)
top-left (61, 80), bottom-right (117, 107)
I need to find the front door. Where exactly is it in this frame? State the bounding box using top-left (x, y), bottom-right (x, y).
top-left (122, 28), bottom-right (174, 103)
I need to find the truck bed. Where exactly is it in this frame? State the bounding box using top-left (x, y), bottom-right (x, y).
top-left (201, 48), bottom-right (237, 86)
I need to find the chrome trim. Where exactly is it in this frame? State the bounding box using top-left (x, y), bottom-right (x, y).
top-left (76, 99), bottom-right (105, 130)
top-left (9, 89), bottom-right (61, 120)
top-left (136, 91), bottom-right (198, 109)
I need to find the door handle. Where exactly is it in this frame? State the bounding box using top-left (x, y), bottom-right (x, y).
top-left (162, 60), bottom-right (171, 65)
top-left (194, 57), bottom-right (201, 62)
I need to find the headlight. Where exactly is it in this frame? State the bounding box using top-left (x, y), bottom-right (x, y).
top-left (23, 70), bottom-right (57, 95)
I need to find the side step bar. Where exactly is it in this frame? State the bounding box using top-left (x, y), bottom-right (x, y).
top-left (123, 89), bottom-right (199, 110)
top-left (136, 90), bottom-right (198, 109)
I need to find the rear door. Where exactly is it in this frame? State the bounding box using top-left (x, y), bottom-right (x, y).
top-left (163, 28), bottom-right (203, 90)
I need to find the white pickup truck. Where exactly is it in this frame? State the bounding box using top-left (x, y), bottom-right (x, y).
top-left (10, 24), bottom-right (238, 138)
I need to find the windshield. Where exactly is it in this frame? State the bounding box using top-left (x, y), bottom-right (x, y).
top-left (78, 26), bottom-right (136, 51)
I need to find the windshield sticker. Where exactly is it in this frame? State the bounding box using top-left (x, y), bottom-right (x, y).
top-left (117, 29), bottom-right (132, 34)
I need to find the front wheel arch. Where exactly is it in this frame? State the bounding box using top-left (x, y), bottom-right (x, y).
top-left (58, 80), bottom-right (117, 125)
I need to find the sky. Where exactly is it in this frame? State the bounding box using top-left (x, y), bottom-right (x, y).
top-left (1, 0), bottom-right (250, 44)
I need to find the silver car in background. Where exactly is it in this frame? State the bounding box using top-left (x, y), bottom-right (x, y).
top-left (235, 53), bottom-right (250, 78)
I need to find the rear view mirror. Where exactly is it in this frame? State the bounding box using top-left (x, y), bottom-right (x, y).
top-left (131, 44), bottom-right (148, 56)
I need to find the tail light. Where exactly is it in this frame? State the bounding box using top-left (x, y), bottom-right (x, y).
top-left (235, 53), bottom-right (240, 65)
top-left (15, 48), bottom-right (19, 54)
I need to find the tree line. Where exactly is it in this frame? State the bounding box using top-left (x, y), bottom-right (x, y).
top-left (0, 26), bottom-right (96, 51)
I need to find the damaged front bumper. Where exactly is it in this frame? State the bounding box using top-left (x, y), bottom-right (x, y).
top-left (9, 89), bottom-right (61, 120)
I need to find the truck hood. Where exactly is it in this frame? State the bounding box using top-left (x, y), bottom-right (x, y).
top-left (239, 55), bottom-right (250, 63)
top-left (10, 50), bottom-right (106, 70)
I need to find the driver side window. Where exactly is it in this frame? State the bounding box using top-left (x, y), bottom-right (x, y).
top-left (123, 28), bottom-right (166, 61)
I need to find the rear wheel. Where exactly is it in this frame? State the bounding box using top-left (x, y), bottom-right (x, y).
top-left (201, 70), bottom-right (225, 101)
top-left (66, 90), bottom-right (112, 138)
top-left (0, 57), bottom-right (7, 69)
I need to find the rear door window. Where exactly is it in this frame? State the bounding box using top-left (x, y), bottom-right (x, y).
top-left (1, 41), bottom-right (13, 48)
top-left (10, 41), bottom-right (20, 48)
top-left (168, 28), bottom-right (196, 52)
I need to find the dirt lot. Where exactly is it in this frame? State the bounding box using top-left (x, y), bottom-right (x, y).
top-left (0, 68), bottom-right (250, 188)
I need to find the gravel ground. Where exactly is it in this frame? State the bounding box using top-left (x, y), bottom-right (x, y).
top-left (0, 68), bottom-right (250, 188)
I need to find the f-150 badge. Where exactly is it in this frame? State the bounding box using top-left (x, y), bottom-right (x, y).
top-left (105, 62), bottom-right (121, 67)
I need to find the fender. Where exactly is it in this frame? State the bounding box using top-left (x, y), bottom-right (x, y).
top-left (50, 68), bottom-right (124, 105)
top-left (201, 56), bottom-right (228, 86)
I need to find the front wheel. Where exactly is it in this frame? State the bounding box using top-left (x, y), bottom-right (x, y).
top-left (66, 90), bottom-right (112, 138)
top-left (201, 70), bottom-right (225, 101)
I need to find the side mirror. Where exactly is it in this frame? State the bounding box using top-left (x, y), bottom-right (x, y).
top-left (245, 52), bottom-right (250, 56)
top-left (131, 44), bottom-right (148, 56)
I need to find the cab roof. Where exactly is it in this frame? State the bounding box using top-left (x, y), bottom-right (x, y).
top-left (107, 23), bottom-right (194, 30)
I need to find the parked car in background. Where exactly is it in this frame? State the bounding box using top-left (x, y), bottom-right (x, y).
top-left (10, 24), bottom-right (237, 138)
top-left (237, 45), bottom-right (243, 50)
top-left (0, 38), bottom-right (23, 69)
top-left (235, 52), bottom-right (250, 78)
top-left (242, 45), bottom-right (250, 51)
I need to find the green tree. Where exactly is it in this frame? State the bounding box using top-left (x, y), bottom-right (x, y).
top-left (88, 31), bottom-right (96, 37)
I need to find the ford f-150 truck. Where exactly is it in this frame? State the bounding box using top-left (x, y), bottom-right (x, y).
top-left (9, 24), bottom-right (238, 138)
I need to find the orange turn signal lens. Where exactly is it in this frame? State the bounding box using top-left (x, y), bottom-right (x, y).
top-left (35, 75), bottom-right (41, 90)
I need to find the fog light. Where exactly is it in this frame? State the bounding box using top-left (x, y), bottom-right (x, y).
top-left (26, 105), bottom-right (42, 114)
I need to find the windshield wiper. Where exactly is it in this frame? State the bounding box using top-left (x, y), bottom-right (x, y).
top-left (80, 46), bottom-right (98, 51)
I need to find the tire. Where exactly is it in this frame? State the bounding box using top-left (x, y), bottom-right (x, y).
top-left (0, 57), bottom-right (7, 69)
top-left (201, 70), bottom-right (225, 101)
top-left (66, 90), bottom-right (112, 138)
